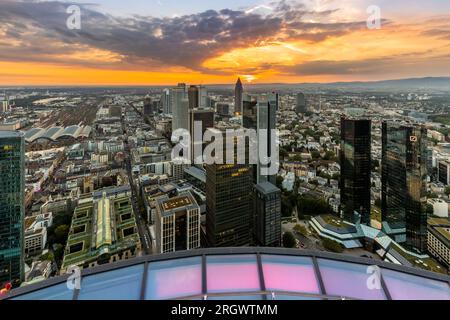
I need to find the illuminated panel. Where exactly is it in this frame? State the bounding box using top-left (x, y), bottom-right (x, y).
top-left (261, 255), bottom-right (320, 295)
top-left (207, 255), bottom-right (260, 293)
top-left (78, 264), bottom-right (143, 300)
top-left (318, 259), bottom-right (386, 300)
top-left (12, 283), bottom-right (73, 300)
top-left (382, 269), bottom-right (450, 300)
top-left (208, 295), bottom-right (264, 300)
top-left (146, 257), bottom-right (202, 300)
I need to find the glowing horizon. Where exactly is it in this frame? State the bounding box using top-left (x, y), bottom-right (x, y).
top-left (0, 0), bottom-right (449, 86)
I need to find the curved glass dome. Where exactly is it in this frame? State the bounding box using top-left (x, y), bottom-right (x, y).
top-left (2, 248), bottom-right (450, 300)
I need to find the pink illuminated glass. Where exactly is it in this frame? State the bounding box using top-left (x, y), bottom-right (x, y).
top-left (382, 269), bottom-right (450, 300)
top-left (146, 257), bottom-right (202, 300)
top-left (318, 259), bottom-right (386, 300)
top-left (261, 255), bottom-right (320, 294)
top-left (207, 255), bottom-right (260, 293)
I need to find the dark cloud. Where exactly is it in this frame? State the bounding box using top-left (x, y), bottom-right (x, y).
top-left (422, 28), bottom-right (450, 40)
top-left (279, 59), bottom-right (391, 75)
top-left (0, 0), bottom-right (383, 73)
top-left (279, 53), bottom-right (450, 76)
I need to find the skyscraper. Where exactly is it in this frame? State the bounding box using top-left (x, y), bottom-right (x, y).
top-left (253, 182), bottom-right (281, 247)
top-left (0, 131), bottom-right (24, 287)
top-left (155, 191), bottom-right (201, 253)
top-left (340, 118), bottom-right (372, 225)
top-left (382, 122), bottom-right (428, 253)
top-left (161, 89), bottom-right (171, 114)
top-left (198, 85), bottom-right (208, 109)
top-left (171, 83), bottom-right (189, 133)
top-left (143, 97), bottom-right (156, 115)
top-left (234, 77), bottom-right (243, 115)
top-left (188, 85), bottom-right (199, 109)
top-left (205, 129), bottom-right (253, 247)
top-left (296, 92), bottom-right (307, 114)
top-left (242, 93), bottom-right (278, 184)
top-left (189, 108), bottom-right (215, 164)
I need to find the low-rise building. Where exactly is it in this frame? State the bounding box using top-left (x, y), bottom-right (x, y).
top-left (154, 191), bottom-right (201, 253)
top-left (428, 198), bottom-right (449, 218)
top-left (60, 192), bottom-right (141, 273)
top-left (427, 218), bottom-right (450, 269)
top-left (24, 213), bottom-right (53, 255)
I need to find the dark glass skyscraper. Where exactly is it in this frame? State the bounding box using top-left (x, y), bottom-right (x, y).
top-left (296, 92), bottom-right (307, 114)
top-left (205, 130), bottom-right (253, 247)
top-left (381, 122), bottom-right (428, 253)
top-left (234, 77), bottom-right (243, 115)
top-left (189, 108), bottom-right (215, 164)
top-left (340, 118), bottom-right (371, 225)
top-left (188, 85), bottom-right (199, 109)
top-left (0, 131), bottom-right (24, 287)
top-left (242, 93), bottom-right (277, 184)
top-left (253, 182), bottom-right (281, 247)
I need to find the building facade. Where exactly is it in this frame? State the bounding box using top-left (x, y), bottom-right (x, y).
top-left (427, 218), bottom-right (450, 269)
top-left (242, 93), bottom-right (278, 184)
top-left (171, 83), bottom-right (188, 133)
top-left (206, 129), bottom-right (253, 247)
top-left (0, 131), bottom-right (25, 287)
top-left (340, 118), bottom-right (372, 225)
top-left (438, 160), bottom-right (450, 185)
top-left (382, 122), bottom-right (428, 253)
top-left (234, 78), bottom-right (243, 115)
top-left (253, 182), bottom-right (281, 247)
top-left (60, 192), bottom-right (141, 273)
top-left (296, 92), bottom-right (307, 114)
top-left (189, 108), bottom-right (215, 164)
top-left (155, 191), bottom-right (201, 253)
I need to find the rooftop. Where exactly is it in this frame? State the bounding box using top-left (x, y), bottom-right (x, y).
top-left (0, 130), bottom-right (23, 138)
top-left (162, 195), bottom-right (192, 211)
top-left (428, 217), bottom-right (450, 242)
top-left (3, 247), bottom-right (450, 300)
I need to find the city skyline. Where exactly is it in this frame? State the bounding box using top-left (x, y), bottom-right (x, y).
top-left (0, 0), bottom-right (449, 85)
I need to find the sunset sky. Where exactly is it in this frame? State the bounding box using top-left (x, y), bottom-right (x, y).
top-left (0, 0), bottom-right (449, 85)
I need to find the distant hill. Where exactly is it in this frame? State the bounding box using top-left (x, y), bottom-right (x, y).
top-left (209, 77), bottom-right (450, 92)
top-left (324, 77), bottom-right (450, 90)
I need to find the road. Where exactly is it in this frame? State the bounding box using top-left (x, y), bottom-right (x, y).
top-left (121, 111), bottom-right (153, 255)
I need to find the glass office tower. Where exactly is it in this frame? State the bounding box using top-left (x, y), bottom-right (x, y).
top-left (381, 122), bottom-right (428, 253)
top-left (205, 130), bottom-right (253, 247)
top-left (340, 118), bottom-right (372, 225)
top-left (0, 131), bottom-right (24, 287)
top-left (234, 77), bottom-right (243, 115)
top-left (242, 93), bottom-right (278, 185)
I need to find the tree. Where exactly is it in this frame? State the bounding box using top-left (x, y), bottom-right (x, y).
top-left (311, 151), bottom-right (321, 160)
top-left (426, 204), bottom-right (434, 215)
top-left (323, 151), bottom-right (336, 161)
top-left (40, 251), bottom-right (55, 262)
top-left (283, 232), bottom-right (296, 248)
top-left (445, 186), bottom-right (450, 196)
top-left (54, 225), bottom-right (70, 244)
top-left (374, 198), bottom-right (382, 208)
top-left (53, 243), bottom-right (64, 264)
top-left (297, 195), bottom-right (331, 216)
top-left (293, 224), bottom-right (308, 237)
top-left (281, 194), bottom-right (294, 217)
top-left (276, 176), bottom-right (284, 190)
top-left (427, 192), bottom-right (438, 199)
top-left (332, 173), bottom-right (340, 180)
top-left (322, 238), bottom-right (344, 253)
